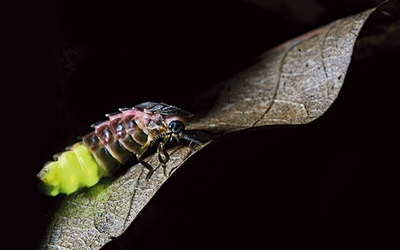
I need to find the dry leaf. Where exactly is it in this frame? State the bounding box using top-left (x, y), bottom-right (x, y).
top-left (39, 1), bottom-right (398, 249)
top-left (188, 9), bottom-right (373, 133)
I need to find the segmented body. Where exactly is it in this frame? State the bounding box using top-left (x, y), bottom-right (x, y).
top-left (37, 102), bottom-right (201, 196)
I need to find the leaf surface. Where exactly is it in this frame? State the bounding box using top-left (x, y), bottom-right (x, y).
top-left (188, 8), bottom-right (373, 133)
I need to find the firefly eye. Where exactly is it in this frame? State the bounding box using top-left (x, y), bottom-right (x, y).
top-left (168, 120), bottom-right (185, 134)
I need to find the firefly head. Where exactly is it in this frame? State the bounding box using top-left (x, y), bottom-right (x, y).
top-left (167, 119), bottom-right (202, 146)
top-left (151, 119), bottom-right (202, 147)
top-left (168, 120), bottom-right (185, 134)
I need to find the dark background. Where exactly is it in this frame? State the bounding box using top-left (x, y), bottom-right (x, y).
top-left (1, 0), bottom-right (396, 249)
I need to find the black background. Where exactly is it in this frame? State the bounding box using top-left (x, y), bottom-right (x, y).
top-left (1, 0), bottom-right (396, 249)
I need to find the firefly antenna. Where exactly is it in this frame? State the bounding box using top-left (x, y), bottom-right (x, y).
top-left (180, 133), bottom-right (203, 146)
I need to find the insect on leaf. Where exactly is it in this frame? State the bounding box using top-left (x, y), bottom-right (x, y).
top-left (40, 2), bottom-right (394, 249)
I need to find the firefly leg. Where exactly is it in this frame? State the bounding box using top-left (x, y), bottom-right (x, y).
top-left (136, 141), bottom-right (154, 180)
top-left (157, 136), bottom-right (170, 176)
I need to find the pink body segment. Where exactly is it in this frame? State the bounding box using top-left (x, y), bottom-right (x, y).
top-left (80, 102), bottom-right (192, 176)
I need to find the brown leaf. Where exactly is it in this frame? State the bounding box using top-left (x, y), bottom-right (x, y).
top-left (40, 1), bottom-right (399, 249)
top-left (188, 8), bottom-right (374, 133)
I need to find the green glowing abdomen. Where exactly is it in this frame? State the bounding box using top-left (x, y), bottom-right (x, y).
top-left (38, 143), bottom-right (107, 196)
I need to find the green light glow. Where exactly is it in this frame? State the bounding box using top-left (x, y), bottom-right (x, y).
top-left (38, 143), bottom-right (107, 196)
